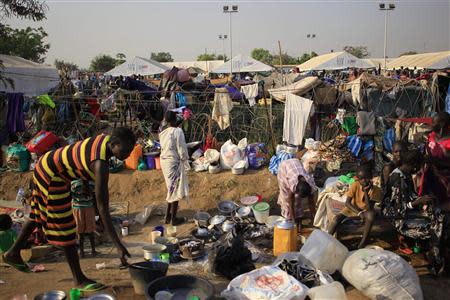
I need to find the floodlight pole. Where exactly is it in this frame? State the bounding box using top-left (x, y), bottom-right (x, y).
top-left (379, 3), bottom-right (395, 70)
top-left (223, 5), bottom-right (238, 78)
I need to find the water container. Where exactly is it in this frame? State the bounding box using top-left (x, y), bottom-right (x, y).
top-left (252, 202), bottom-right (270, 224)
top-left (273, 220), bottom-right (298, 256)
top-left (307, 282), bottom-right (347, 300)
top-left (145, 155), bottom-right (156, 170)
top-left (155, 156), bottom-right (161, 170)
top-left (124, 144), bottom-right (143, 170)
top-left (299, 229), bottom-right (349, 274)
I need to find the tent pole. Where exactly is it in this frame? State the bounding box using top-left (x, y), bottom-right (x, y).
top-left (278, 41), bottom-right (284, 85)
top-left (262, 82), bottom-right (276, 154)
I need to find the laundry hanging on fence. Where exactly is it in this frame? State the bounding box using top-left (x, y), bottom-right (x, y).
top-left (445, 84), bottom-right (450, 114)
top-left (6, 93), bottom-right (26, 134)
top-left (282, 93), bottom-right (313, 146)
top-left (212, 88), bottom-right (233, 130)
top-left (240, 83), bottom-right (258, 107)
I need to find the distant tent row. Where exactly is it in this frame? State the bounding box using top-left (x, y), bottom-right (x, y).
top-left (103, 50), bottom-right (450, 77)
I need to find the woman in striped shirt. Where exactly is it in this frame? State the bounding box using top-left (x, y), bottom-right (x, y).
top-left (3, 127), bottom-right (136, 291)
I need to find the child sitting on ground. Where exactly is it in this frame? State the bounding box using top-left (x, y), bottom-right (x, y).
top-left (71, 180), bottom-right (98, 257)
top-left (327, 165), bottom-right (382, 249)
top-left (0, 214), bottom-right (17, 255)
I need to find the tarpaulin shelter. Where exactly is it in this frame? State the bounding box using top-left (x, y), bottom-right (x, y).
top-left (269, 76), bottom-right (320, 102)
top-left (105, 56), bottom-right (169, 76)
top-left (386, 51), bottom-right (450, 70)
top-left (162, 60), bottom-right (224, 73)
top-left (297, 51), bottom-right (373, 71)
top-left (210, 54), bottom-right (273, 74)
top-left (0, 54), bottom-right (60, 97)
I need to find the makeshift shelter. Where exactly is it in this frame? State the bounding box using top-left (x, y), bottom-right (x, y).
top-left (162, 60), bottom-right (224, 73)
top-left (0, 54), bottom-right (60, 97)
top-left (297, 51), bottom-right (373, 71)
top-left (210, 54), bottom-right (273, 74)
top-left (269, 76), bottom-right (320, 102)
top-left (386, 51), bottom-right (450, 70)
top-left (104, 56), bottom-right (169, 77)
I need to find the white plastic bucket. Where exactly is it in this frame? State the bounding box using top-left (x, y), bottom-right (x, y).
top-left (252, 202), bottom-right (270, 224)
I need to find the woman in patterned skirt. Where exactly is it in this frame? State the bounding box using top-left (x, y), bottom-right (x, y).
top-left (3, 127), bottom-right (136, 291)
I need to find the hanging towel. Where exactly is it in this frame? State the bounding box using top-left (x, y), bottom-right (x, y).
top-left (176, 92), bottom-right (187, 107)
top-left (36, 94), bottom-right (55, 109)
top-left (6, 93), bottom-right (26, 134)
top-left (240, 83), bottom-right (258, 107)
top-left (342, 116), bottom-right (358, 135)
top-left (282, 93), bottom-right (313, 146)
top-left (268, 150), bottom-right (295, 175)
top-left (212, 88), bottom-right (233, 130)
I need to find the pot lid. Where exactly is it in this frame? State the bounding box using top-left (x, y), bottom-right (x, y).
top-left (275, 219), bottom-right (295, 229)
top-left (252, 202), bottom-right (270, 212)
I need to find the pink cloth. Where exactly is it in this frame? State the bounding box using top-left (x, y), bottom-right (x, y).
top-left (277, 159), bottom-right (316, 219)
top-left (428, 132), bottom-right (450, 160)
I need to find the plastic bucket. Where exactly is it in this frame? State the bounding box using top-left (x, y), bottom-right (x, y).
top-left (252, 202), bottom-right (270, 224)
top-left (128, 261), bottom-right (168, 295)
top-left (145, 275), bottom-right (214, 300)
top-left (155, 157), bottom-right (161, 170)
top-left (145, 155), bottom-right (156, 170)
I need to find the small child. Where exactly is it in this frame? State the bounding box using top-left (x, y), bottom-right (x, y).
top-left (71, 180), bottom-right (97, 257)
top-left (0, 214), bottom-right (17, 255)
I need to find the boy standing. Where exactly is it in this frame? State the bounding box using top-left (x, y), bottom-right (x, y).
top-left (71, 180), bottom-right (97, 257)
top-left (328, 165), bottom-right (382, 249)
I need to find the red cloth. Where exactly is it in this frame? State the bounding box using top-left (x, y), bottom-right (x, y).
top-left (87, 98), bottom-right (100, 119)
top-left (397, 117), bottom-right (433, 124)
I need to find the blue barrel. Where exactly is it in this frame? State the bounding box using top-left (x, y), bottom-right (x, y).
top-left (145, 155), bottom-right (156, 170)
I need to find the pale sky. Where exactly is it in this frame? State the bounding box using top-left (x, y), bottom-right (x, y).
top-left (6, 0), bottom-right (450, 68)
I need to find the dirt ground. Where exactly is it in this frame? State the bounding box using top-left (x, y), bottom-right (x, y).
top-left (1, 168), bottom-right (450, 299)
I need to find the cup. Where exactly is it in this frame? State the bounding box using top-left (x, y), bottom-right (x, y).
top-left (166, 225), bottom-right (177, 237)
top-left (121, 227), bottom-right (129, 236)
top-left (151, 230), bottom-right (162, 244)
top-left (154, 225), bottom-right (164, 236)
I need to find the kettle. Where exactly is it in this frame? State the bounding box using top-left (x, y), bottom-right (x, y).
top-left (273, 219), bottom-right (298, 256)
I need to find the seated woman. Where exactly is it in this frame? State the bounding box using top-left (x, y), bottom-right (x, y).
top-left (328, 165), bottom-right (382, 249)
top-left (277, 150), bottom-right (319, 233)
top-left (381, 141), bottom-right (408, 189)
top-left (382, 149), bottom-right (445, 275)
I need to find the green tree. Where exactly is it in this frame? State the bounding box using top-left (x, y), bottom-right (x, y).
top-left (217, 54), bottom-right (228, 61)
top-left (272, 52), bottom-right (299, 65)
top-left (0, 25), bottom-right (50, 63)
top-left (54, 59), bottom-right (78, 73)
top-left (343, 46), bottom-right (370, 58)
top-left (197, 53), bottom-right (217, 61)
top-left (89, 54), bottom-right (117, 72)
top-left (150, 52), bottom-right (173, 62)
top-left (115, 53), bottom-right (126, 65)
top-left (251, 48), bottom-right (273, 65)
top-left (298, 51), bottom-right (318, 64)
top-left (399, 51), bottom-right (417, 56)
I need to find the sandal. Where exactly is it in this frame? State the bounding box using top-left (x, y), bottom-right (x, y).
top-left (2, 254), bottom-right (31, 273)
top-left (399, 247), bottom-right (413, 255)
top-left (79, 282), bottom-right (107, 293)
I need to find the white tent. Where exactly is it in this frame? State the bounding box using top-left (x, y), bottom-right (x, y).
top-left (104, 56), bottom-right (169, 76)
top-left (362, 58), bottom-right (393, 69)
top-left (297, 51), bottom-right (373, 71)
top-left (386, 51), bottom-right (450, 70)
top-left (0, 54), bottom-right (60, 97)
top-left (210, 54), bottom-right (273, 73)
top-left (162, 60), bottom-right (224, 73)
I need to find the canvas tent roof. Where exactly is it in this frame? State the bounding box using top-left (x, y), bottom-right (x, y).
top-left (362, 58), bottom-right (393, 69)
top-left (0, 54), bottom-right (60, 96)
top-left (162, 60), bottom-right (224, 73)
top-left (105, 56), bottom-right (169, 76)
top-left (297, 51), bottom-right (373, 71)
top-left (386, 51), bottom-right (450, 70)
top-left (210, 54), bottom-right (273, 73)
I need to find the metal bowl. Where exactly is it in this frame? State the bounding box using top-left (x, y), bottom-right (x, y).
top-left (236, 206), bottom-right (252, 218)
top-left (209, 215), bottom-right (226, 226)
top-left (87, 294), bottom-right (115, 300)
top-left (218, 200), bottom-right (237, 215)
top-left (193, 211), bottom-right (211, 227)
top-left (34, 291), bottom-right (66, 300)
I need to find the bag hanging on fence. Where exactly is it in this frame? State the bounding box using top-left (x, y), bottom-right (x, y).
top-left (26, 131), bottom-right (58, 155)
top-left (7, 144), bottom-right (30, 172)
top-left (356, 111), bottom-right (376, 136)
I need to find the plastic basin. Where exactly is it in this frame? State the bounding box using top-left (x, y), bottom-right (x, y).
top-left (128, 261), bottom-right (168, 295)
top-left (145, 275), bottom-right (214, 300)
top-left (252, 202), bottom-right (270, 224)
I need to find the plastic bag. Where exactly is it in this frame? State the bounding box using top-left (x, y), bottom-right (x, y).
top-left (192, 157), bottom-right (209, 172)
top-left (134, 205), bottom-right (154, 225)
top-left (220, 140), bottom-right (243, 170)
top-left (342, 249), bottom-right (423, 300)
top-left (204, 149), bottom-right (220, 163)
top-left (221, 266), bottom-right (309, 300)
